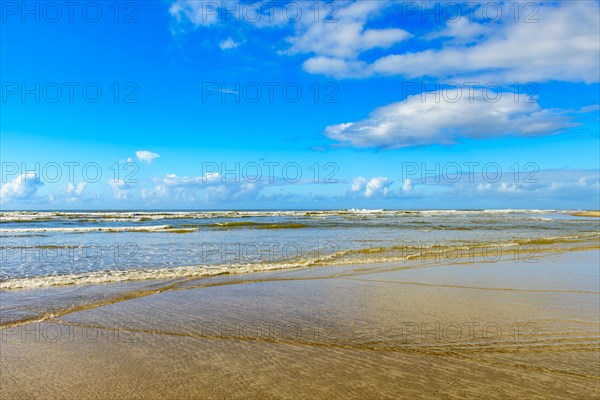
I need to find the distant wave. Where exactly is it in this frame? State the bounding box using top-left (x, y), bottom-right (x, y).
top-left (0, 222), bottom-right (560, 234)
top-left (0, 209), bottom-right (569, 223)
top-left (212, 221), bottom-right (309, 229)
top-left (0, 224), bottom-right (175, 233)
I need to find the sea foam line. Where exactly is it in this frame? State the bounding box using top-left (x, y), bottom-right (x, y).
top-left (2, 234), bottom-right (598, 290)
top-left (0, 225), bottom-right (174, 233)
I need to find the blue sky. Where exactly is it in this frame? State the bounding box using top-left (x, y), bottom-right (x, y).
top-left (1, 0), bottom-right (599, 209)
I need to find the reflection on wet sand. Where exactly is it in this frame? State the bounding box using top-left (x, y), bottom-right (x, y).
top-left (1, 249), bottom-right (599, 399)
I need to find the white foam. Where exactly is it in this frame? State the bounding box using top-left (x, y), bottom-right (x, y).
top-left (0, 261), bottom-right (320, 290)
top-left (1, 209), bottom-right (571, 223)
top-left (4, 233), bottom-right (597, 290)
top-left (0, 224), bottom-right (175, 233)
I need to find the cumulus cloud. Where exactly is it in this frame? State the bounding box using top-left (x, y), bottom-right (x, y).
top-left (168, 1), bottom-right (598, 83)
top-left (424, 18), bottom-right (491, 44)
top-left (346, 169), bottom-right (599, 208)
top-left (204, 182), bottom-right (261, 202)
top-left (66, 182), bottom-right (86, 196)
top-left (286, 5), bottom-right (410, 59)
top-left (169, 0), bottom-right (216, 26)
top-left (64, 182), bottom-right (87, 202)
top-left (311, 2), bottom-right (600, 82)
top-left (286, 1), bottom-right (412, 79)
top-left (141, 172), bottom-right (264, 203)
top-left (325, 89), bottom-right (576, 148)
top-left (351, 176), bottom-right (393, 198)
top-left (219, 37), bottom-right (239, 50)
top-left (136, 150), bottom-right (160, 164)
top-left (169, 1), bottom-right (407, 71)
top-left (303, 57), bottom-right (369, 79)
top-left (108, 179), bottom-right (135, 200)
top-left (141, 173), bottom-right (206, 202)
top-left (140, 170), bottom-right (343, 204)
top-left (0, 172), bottom-right (43, 200)
top-left (414, 168), bottom-right (600, 204)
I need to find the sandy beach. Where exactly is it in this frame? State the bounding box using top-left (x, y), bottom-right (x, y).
top-left (570, 211), bottom-right (600, 217)
top-left (2, 248), bottom-right (599, 399)
top-left (3, 0), bottom-right (599, 397)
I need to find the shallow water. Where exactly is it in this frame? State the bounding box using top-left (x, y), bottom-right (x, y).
top-left (1, 209), bottom-right (598, 327)
top-left (1, 250), bottom-right (598, 399)
top-left (1, 209), bottom-right (598, 288)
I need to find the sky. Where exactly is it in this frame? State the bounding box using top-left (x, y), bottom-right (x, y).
top-left (1, 0), bottom-right (599, 210)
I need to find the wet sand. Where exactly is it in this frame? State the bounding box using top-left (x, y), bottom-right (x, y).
top-left (570, 211), bottom-right (600, 217)
top-left (1, 250), bottom-right (599, 399)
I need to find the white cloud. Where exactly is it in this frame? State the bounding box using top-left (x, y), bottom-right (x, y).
top-left (285, 1), bottom-right (411, 77)
top-left (303, 57), bottom-right (369, 79)
top-left (140, 184), bottom-right (168, 200)
top-left (169, 1), bottom-right (407, 71)
top-left (66, 182), bottom-right (86, 196)
top-left (108, 179), bottom-right (135, 200)
top-left (351, 177), bottom-right (368, 192)
top-left (412, 169), bottom-right (600, 204)
top-left (169, 0), bottom-right (219, 26)
top-left (64, 182), bottom-right (87, 202)
top-left (341, 169), bottom-right (598, 208)
top-left (477, 183), bottom-right (492, 192)
top-left (204, 182), bottom-right (261, 202)
top-left (141, 172), bottom-right (264, 203)
top-left (136, 150), bottom-right (160, 164)
top-left (219, 37), bottom-right (239, 50)
top-left (140, 171), bottom-right (340, 204)
top-left (168, 2), bottom-right (599, 83)
top-left (0, 172), bottom-right (43, 200)
top-left (424, 18), bottom-right (491, 44)
top-left (287, 20), bottom-right (410, 59)
top-left (497, 182), bottom-right (521, 193)
top-left (160, 172), bottom-right (221, 186)
top-left (313, 2), bottom-right (600, 82)
top-left (351, 176), bottom-right (393, 198)
top-left (325, 89), bottom-right (576, 148)
top-left (169, 0), bottom-right (293, 28)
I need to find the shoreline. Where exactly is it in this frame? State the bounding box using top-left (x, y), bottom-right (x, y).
top-left (570, 211), bottom-right (600, 217)
top-left (1, 236), bottom-right (599, 328)
top-left (2, 248), bottom-right (599, 399)
top-left (2, 232), bottom-right (598, 291)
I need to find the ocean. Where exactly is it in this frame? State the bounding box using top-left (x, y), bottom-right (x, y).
top-left (1, 209), bottom-right (599, 398)
top-left (1, 209), bottom-right (598, 289)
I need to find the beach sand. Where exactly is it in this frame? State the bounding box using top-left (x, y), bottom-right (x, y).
top-left (2, 250), bottom-right (599, 399)
top-left (570, 211), bottom-right (600, 217)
